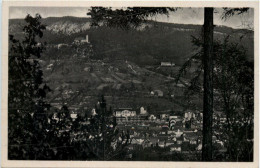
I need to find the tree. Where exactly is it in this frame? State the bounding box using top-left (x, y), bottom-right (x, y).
top-left (53, 105), bottom-right (74, 160)
top-left (71, 96), bottom-right (130, 160)
top-left (213, 37), bottom-right (253, 161)
top-left (177, 34), bottom-right (254, 161)
top-left (87, 7), bottom-right (177, 29)
top-left (202, 7), bottom-right (214, 161)
top-left (9, 13), bottom-right (133, 161)
top-left (87, 7), bottom-right (251, 161)
top-left (8, 14), bottom-right (52, 159)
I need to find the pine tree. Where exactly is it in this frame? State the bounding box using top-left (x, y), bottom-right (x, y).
top-left (72, 96), bottom-right (130, 160)
top-left (87, 7), bottom-right (250, 161)
top-left (202, 7), bottom-right (214, 161)
top-left (177, 34), bottom-right (254, 161)
top-left (8, 14), bottom-right (52, 159)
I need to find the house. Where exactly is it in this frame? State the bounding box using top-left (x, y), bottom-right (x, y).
top-left (81, 120), bottom-right (90, 125)
top-left (161, 62), bottom-right (172, 66)
top-left (169, 115), bottom-right (178, 120)
top-left (148, 114), bottom-right (157, 121)
top-left (171, 136), bottom-right (177, 142)
top-left (176, 83), bottom-right (185, 88)
top-left (74, 37), bottom-right (85, 43)
top-left (212, 135), bottom-right (217, 143)
top-left (114, 108), bottom-right (137, 117)
top-left (183, 132), bottom-right (199, 145)
top-left (84, 67), bottom-right (91, 72)
top-left (51, 113), bottom-right (59, 121)
top-left (70, 113), bottom-right (77, 121)
top-left (174, 129), bottom-right (184, 138)
top-left (173, 121), bottom-right (184, 130)
top-left (127, 144), bottom-right (134, 150)
top-left (142, 139), bottom-right (153, 148)
top-left (150, 137), bottom-right (159, 146)
top-left (184, 120), bottom-right (192, 129)
top-left (91, 108), bottom-right (97, 116)
top-left (160, 114), bottom-right (169, 120)
top-left (220, 117), bottom-right (227, 123)
top-left (154, 90), bottom-right (164, 97)
top-left (36, 42), bottom-right (42, 47)
top-left (165, 140), bottom-right (175, 147)
top-left (167, 130), bottom-right (175, 135)
top-left (169, 120), bottom-right (176, 130)
top-left (131, 137), bottom-right (144, 145)
top-left (158, 141), bottom-right (165, 148)
top-left (57, 43), bottom-right (68, 49)
top-left (159, 131), bottom-right (167, 135)
top-left (215, 140), bottom-right (224, 147)
top-left (140, 107), bottom-right (148, 115)
top-left (184, 112), bottom-right (196, 120)
top-left (170, 144), bottom-right (181, 152)
top-left (162, 125), bottom-right (169, 131)
top-left (150, 91), bottom-right (155, 96)
top-left (125, 153), bottom-right (133, 159)
top-left (161, 62), bottom-right (175, 67)
top-left (46, 63), bottom-right (53, 70)
top-left (196, 143), bottom-right (202, 151)
top-left (74, 35), bottom-right (90, 44)
top-left (176, 135), bottom-right (184, 145)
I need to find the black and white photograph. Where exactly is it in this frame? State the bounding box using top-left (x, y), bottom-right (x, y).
top-left (1, 1), bottom-right (259, 167)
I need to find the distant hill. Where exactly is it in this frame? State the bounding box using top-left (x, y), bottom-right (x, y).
top-left (9, 16), bottom-right (254, 66)
top-left (8, 16), bottom-right (254, 113)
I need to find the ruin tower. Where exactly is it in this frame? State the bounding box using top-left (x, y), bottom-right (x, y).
top-left (86, 35), bottom-right (89, 43)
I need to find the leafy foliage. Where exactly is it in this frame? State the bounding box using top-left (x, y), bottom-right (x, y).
top-left (8, 14), bottom-right (130, 160)
top-left (8, 14), bottom-right (52, 159)
top-left (222, 8), bottom-right (250, 20)
top-left (87, 7), bottom-right (177, 29)
top-left (71, 96), bottom-right (130, 160)
top-left (176, 35), bottom-right (254, 161)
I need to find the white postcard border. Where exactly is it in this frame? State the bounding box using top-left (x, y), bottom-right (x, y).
top-left (1, 1), bottom-right (259, 168)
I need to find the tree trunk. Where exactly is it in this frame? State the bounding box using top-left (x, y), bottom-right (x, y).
top-left (202, 7), bottom-right (214, 161)
top-left (101, 96), bottom-right (106, 160)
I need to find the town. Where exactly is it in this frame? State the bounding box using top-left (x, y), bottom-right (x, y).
top-left (49, 101), bottom-right (227, 160)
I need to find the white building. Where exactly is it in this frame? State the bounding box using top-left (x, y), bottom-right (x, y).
top-left (149, 114), bottom-right (157, 120)
top-left (169, 116), bottom-right (178, 120)
top-left (175, 129), bottom-right (184, 138)
top-left (184, 112), bottom-right (196, 120)
top-left (161, 62), bottom-right (175, 67)
top-left (81, 35), bottom-right (90, 43)
top-left (140, 107), bottom-right (148, 115)
top-left (115, 109), bottom-right (137, 117)
top-left (160, 114), bottom-right (169, 120)
top-left (170, 145), bottom-right (181, 152)
top-left (74, 35), bottom-right (90, 43)
top-left (91, 108), bottom-right (97, 116)
top-left (70, 113), bottom-right (78, 121)
top-left (154, 90), bottom-right (164, 97)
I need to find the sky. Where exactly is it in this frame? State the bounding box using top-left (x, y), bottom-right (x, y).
top-left (9, 7), bottom-right (254, 29)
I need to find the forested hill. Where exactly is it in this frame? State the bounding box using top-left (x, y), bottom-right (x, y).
top-left (8, 16), bottom-right (254, 112)
top-left (9, 16), bottom-right (254, 66)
